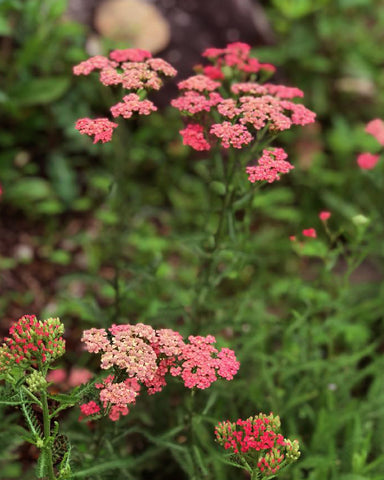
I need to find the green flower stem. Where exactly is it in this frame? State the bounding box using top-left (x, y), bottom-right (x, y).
top-left (21, 385), bottom-right (42, 407)
top-left (190, 150), bottom-right (239, 329)
top-left (41, 390), bottom-right (56, 480)
top-left (185, 390), bottom-right (201, 480)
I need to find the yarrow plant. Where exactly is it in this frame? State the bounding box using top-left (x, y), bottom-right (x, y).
top-left (215, 413), bottom-right (300, 479)
top-left (73, 48), bottom-right (177, 143)
top-left (171, 41), bottom-right (315, 185)
top-left (0, 315), bottom-right (72, 479)
top-left (80, 324), bottom-right (239, 421)
top-left (68, 42), bottom-right (307, 480)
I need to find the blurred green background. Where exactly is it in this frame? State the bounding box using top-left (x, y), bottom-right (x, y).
top-left (1, 0), bottom-right (384, 479)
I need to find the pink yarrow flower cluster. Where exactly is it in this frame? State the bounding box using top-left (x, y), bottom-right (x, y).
top-left (75, 118), bottom-right (118, 144)
top-left (0, 315), bottom-right (65, 371)
top-left (357, 118), bottom-right (384, 169)
top-left (215, 413), bottom-right (300, 477)
top-left (202, 42), bottom-right (276, 75)
top-left (172, 42), bottom-right (316, 155)
top-left (81, 323), bottom-right (239, 421)
top-left (73, 48), bottom-right (177, 143)
top-left (170, 335), bottom-right (239, 389)
top-left (246, 148), bottom-right (293, 183)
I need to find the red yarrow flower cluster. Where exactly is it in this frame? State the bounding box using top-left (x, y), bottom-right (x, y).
top-left (81, 323), bottom-right (239, 420)
top-left (180, 124), bottom-right (211, 151)
top-left (210, 121), bottom-right (253, 149)
top-left (202, 42), bottom-right (276, 74)
top-left (75, 118), bottom-right (118, 144)
top-left (173, 42), bottom-right (316, 155)
top-left (0, 315), bottom-right (65, 371)
top-left (110, 93), bottom-right (157, 119)
top-left (80, 400), bottom-right (100, 417)
top-left (73, 48), bottom-right (177, 143)
top-left (246, 148), bottom-right (293, 183)
top-left (215, 413), bottom-right (300, 477)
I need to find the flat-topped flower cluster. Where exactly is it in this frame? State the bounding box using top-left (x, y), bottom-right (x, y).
top-left (73, 48), bottom-right (177, 143)
top-left (0, 315), bottom-right (65, 372)
top-left (215, 413), bottom-right (300, 477)
top-left (172, 42), bottom-right (315, 154)
top-left (81, 323), bottom-right (239, 421)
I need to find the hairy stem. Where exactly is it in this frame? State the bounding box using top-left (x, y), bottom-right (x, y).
top-left (41, 391), bottom-right (56, 480)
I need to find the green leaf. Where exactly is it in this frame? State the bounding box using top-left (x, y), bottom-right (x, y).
top-left (7, 177), bottom-right (52, 202)
top-left (47, 154), bottom-right (79, 206)
top-left (10, 76), bottom-right (70, 106)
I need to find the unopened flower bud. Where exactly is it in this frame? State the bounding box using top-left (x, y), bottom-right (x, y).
top-left (26, 371), bottom-right (47, 392)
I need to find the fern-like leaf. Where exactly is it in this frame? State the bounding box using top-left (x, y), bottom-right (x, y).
top-left (20, 394), bottom-right (43, 439)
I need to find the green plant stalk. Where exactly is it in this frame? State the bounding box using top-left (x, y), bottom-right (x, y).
top-left (185, 389), bottom-right (202, 480)
top-left (41, 390), bottom-right (56, 480)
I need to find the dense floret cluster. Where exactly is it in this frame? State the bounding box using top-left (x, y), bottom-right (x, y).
top-left (246, 148), bottom-right (293, 183)
top-left (80, 323), bottom-right (239, 421)
top-left (215, 413), bottom-right (300, 477)
top-left (74, 48), bottom-right (177, 143)
top-left (172, 41), bottom-right (316, 160)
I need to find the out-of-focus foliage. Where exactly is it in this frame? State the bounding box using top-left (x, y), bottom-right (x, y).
top-left (1, 0), bottom-right (384, 479)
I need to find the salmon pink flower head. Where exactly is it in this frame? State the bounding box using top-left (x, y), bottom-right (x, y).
top-left (202, 42), bottom-right (269, 74)
top-left (73, 55), bottom-right (118, 76)
top-left (173, 43), bottom-right (315, 156)
top-left (365, 118), bottom-right (384, 146)
top-left (80, 400), bottom-right (100, 417)
top-left (81, 323), bottom-right (239, 420)
top-left (180, 124), bottom-right (211, 151)
top-left (202, 65), bottom-right (225, 80)
top-left (215, 413), bottom-right (300, 477)
top-left (75, 118), bottom-right (118, 144)
top-left (302, 228), bottom-right (317, 238)
top-left (109, 48), bottom-right (152, 63)
top-left (170, 335), bottom-right (240, 389)
top-left (210, 121), bottom-right (253, 149)
top-left (110, 93), bottom-right (157, 119)
top-left (319, 211), bottom-right (331, 222)
top-left (178, 74), bottom-right (221, 92)
top-left (171, 91), bottom-right (223, 115)
top-left (246, 148), bottom-right (293, 183)
top-left (73, 51), bottom-right (177, 144)
top-left (357, 152), bottom-right (380, 170)
top-left (0, 315), bottom-right (65, 372)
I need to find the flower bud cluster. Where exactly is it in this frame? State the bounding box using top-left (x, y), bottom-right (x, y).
top-left (73, 48), bottom-right (177, 143)
top-left (215, 413), bottom-right (300, 477)
top-left (26, 370), bottom-right (48, 392)
top-left (0, 315), bottom-right (65, 372)
top-left (80, 323), bottom-right (240, 421)
top-left (172, 41), bottom-right (316, 162)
